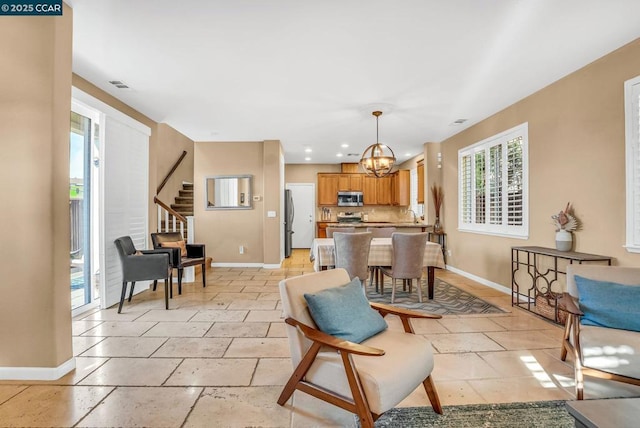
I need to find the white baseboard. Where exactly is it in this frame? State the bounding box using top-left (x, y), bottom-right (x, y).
top-left (0, 357), bottom-right (76, 381)
top-left (211, 262), bottom-right (269, 268)
top-left (445, 265), bottom-right (511, 295)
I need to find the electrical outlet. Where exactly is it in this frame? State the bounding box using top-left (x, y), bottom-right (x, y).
top-left (446, 250), bottom-right (452, 257)
top-left (239, 245), bottom-right (244, 254)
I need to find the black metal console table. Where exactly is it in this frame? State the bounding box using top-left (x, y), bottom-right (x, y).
top-left (511, 246), bottom-right (612, 323)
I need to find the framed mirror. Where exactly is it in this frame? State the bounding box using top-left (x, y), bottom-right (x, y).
top-left (205, 175), bottom-right (253, 210)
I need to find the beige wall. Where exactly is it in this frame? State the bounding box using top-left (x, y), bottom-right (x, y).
top-left (195, 141), bottom-right (283, 264)
top-left (0, 7), bottom-right (73, 368)
top-left (155, 124), bottom-right (195, 204)
top-left (442, 38), bottom-right (640, 288)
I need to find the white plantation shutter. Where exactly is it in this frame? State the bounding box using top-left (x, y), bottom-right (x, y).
top-left (102, 116), bottom-right (150, 309)
top-left (460, 155), bottom-right (472, 224)
top-left (458, 123), bottom-right (528, 238)
top-left (625, 75), bottom-right (640, 252)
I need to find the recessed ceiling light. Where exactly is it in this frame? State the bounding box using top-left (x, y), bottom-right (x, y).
top-left (304, 147), bottom-right (312, 153)
top-left (405, 152), bottom-right (412, 156)
top-left (304, 157), bottom-right (311, 161)
top-left (341, 143), bottom-right (349, 148)
top-left (336, 153), bottom-right (343, 158)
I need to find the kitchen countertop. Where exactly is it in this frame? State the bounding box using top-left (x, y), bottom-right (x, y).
top-left (318, 221), bottom-right (431, 228)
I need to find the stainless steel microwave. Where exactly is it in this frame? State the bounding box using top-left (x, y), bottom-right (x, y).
top-left (337, 191), bottom-right (364, 207)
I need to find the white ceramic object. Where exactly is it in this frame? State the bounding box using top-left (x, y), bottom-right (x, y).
top-left (556, 229), bottom-right (572, 251)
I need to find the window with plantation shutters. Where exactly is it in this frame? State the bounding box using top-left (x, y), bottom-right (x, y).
top-left (625, 75), bottom-right (640, 252)
top-left (458, 123), bottom-right (528, 238)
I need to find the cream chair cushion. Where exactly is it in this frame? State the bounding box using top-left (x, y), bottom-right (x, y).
top-left (580, 325), bottom-right (640, 379)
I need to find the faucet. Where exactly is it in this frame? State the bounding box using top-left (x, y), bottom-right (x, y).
top-left (407, 209), bottom-right (418, 224)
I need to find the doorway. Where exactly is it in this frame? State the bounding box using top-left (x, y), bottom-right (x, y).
top-left (70, 103), bottom-right (101, 313)
top-left (286, 183), bottom-right (315, 248)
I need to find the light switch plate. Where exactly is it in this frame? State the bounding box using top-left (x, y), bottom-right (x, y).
top-left (267, 211), bottom-right (276, 218)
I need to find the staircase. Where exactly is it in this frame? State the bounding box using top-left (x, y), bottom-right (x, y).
top-left (171, 183), bottom-right (194, 217)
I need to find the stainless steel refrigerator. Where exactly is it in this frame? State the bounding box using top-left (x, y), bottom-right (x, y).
top-left (284, 189), bottom-right (294, 257)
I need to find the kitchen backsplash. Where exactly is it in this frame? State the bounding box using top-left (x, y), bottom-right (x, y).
top-left (316, 206), bottom-right (424, 223)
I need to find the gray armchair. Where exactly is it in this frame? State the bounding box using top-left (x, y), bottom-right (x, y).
top-left (150, 232), bottom-right (207, 294)
top-left (114, 236), bottom-right (172, 313)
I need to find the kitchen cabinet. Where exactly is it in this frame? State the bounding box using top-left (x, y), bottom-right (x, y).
top-left (376, 175), bottom-right (392, 205)
top-left (317, 222), bottom-right (329, 238)
top-left (318, 174), bottom-right (339, 205)
top-left (338, 174), bottom-right (351, 191)
top-left (392, 169), bottom-right (410, 206)
top-left (362, 176), bottom-right (377, 205)
top-left (417, 159), bottom-right (424, 204)
top-left (350, 174), bottom-right (363, 191)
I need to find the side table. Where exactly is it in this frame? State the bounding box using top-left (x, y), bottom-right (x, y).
top-left (566, 398), bottom-right (640, 428)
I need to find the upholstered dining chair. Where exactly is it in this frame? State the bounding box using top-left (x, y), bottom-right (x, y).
top-left (150, 232), bottom-right (207, 295)
top-left (333, 232), bottom-right (372, 285)
top-left (326, 226), bottom-right (356, 238)
top-left (380, 232), bottom-right (428, 303)
top-left (278, 268), bottom-right (443, 427)
top-left (366, 227), bottom-right (397, 292)
top-left (114, 236), bottom-right (172, 313)
top-left (560, 264), bottom-right (640, 399)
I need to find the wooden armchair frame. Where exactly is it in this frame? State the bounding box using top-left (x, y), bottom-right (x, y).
top-left (277, 301), bottom-right (442, 428)
top-left (560, 292), bottom-right (640, 400)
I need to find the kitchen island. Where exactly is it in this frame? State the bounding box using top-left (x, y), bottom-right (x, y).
top-left (316, 221), bottom-right (431, 238)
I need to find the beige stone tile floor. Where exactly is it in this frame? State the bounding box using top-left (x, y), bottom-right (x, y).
top-left (1, 248), bottom-right (639, 427)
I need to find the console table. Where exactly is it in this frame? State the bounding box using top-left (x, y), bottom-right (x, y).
top-left (511, 246), bottom-right (612, 323)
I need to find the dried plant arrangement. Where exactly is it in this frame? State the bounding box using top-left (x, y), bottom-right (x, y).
top-left (551, 202), bottom-right (580, 232)
top-left (431, 184), bottom-right (443, 230)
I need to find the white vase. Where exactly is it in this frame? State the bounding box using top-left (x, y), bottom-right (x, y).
top-left (555, 230), bottom-right (572, 251)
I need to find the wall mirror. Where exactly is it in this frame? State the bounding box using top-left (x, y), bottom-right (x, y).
top-left (205, 175), bottom-right (253, 210)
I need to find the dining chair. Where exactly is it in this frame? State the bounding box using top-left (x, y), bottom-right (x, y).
top-left (326, 226), bottom-right (356, 238)
top-left (113, 236), bottom-right (172, 313)
top-left (366, 227), bottom-right (396, 292)
top-left (380, 232), bottom-right (428, 303)
top-left (150, 232), bottom-right (207, 295)
top-left (333, 232), bottom-right (372, 285)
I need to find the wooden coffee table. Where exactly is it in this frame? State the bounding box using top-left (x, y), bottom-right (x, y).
top-left (565, 398), bottom-right (640, 427)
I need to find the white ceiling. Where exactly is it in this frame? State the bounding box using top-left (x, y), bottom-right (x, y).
top-left (68, 0), bottom-right (640, 164)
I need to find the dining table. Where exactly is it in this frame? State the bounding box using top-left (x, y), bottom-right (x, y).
top-left (309, 237), bottom-right (446, 299)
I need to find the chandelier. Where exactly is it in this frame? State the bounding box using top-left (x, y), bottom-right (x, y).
top-left (360, 111), bottom-right (396, 178)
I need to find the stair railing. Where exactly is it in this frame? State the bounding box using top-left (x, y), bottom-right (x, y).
top-left (157, 150), bottom-right (187, 195)
top-left (153, 149), bottom-right (194, 242)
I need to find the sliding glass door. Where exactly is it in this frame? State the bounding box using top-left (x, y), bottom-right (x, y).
top-left (70, 105), bottom-right (101, 312)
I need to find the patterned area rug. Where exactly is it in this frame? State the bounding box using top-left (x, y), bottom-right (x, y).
top-left (366, 278), bottom-right (506, 315)
top-left (370, 401), bottom-right (573, 427)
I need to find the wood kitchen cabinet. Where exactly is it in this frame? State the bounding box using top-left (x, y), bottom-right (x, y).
top-left (362, 175), bottom-right (377, 205)
top-left (318, 174), bottom-right (339, 205)
top-left (317, 222), bottom-right (329, 238)
top-left (392, 169), bottom-right (410, 206)
top-left (349, 174), bottom-right (363, 191)
top-left (376, 175), bottom-right (392, 205)
top-left (417, 159), bottom-right (424, 204)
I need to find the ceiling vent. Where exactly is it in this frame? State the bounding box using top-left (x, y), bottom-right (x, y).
top-left (450, 118), bottom-right (468, 126)
top-left (347, 153), bottom-right (360, 157)
top-left (109, 80), bottom-right (130, 89)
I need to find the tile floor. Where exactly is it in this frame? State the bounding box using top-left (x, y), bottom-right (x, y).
top-left (1, 249), bottom-right (639, 427)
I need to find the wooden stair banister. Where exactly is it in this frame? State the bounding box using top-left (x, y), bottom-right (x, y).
top-left (154, 196), bottom-right (187, 223)
top-left (157, 150), bottom-right (187, 195)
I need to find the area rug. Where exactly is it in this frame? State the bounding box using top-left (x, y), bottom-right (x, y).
top-left (369, 400), bottom-right (573, 427)
top-left (366, 278), bottom-right (506, 315)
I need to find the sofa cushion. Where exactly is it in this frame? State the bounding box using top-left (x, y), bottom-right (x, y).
top-left (575, 275), bottom-right (640, 331)
top-left (304, 277), bottom-right (387, 343)
top-left (160, 240), bottom-right (187, 258)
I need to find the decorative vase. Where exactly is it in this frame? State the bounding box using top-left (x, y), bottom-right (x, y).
top-left (555, 229), bottom-right (572, 251)
top-left (434, 216), bottom-right (442, 232)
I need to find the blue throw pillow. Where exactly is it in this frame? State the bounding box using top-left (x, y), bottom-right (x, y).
top-left (304, 277), bottom-right (388, 343)
top-left (575, 275), bottom-right (640, 331)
